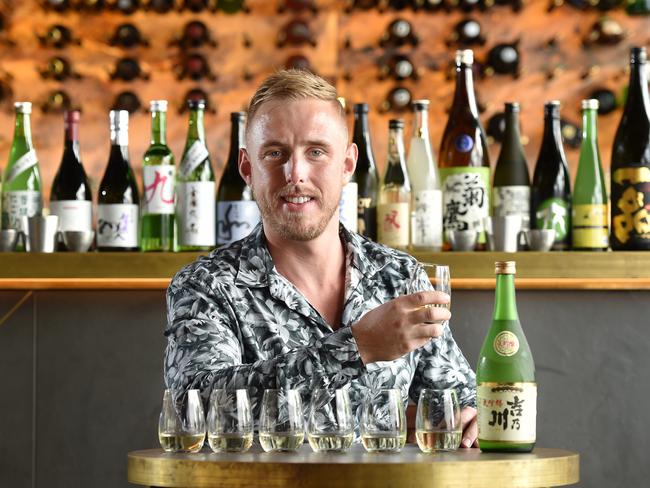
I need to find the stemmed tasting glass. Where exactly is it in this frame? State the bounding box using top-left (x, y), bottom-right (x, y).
top-left (158, 389), bottom-right (206, 453)
top-left (307, 388), bottom-right (354, 452)
top-left (411, 263), bottom-right (451, 323)
top-left (360, 389), bottom-right (406, 453)
top-left (207, 389), bottom-right (254, 453)
top-left (416, 388), bottom-right (462, 453)
top-left (259, 389), bottom-right (305, 452)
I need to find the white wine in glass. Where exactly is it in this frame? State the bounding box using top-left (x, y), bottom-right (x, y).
top-left (415, 430), bottom-right (462, 453)
top-left (361, 432), bottom-right (407, 452)
top-left (307, 432), bottom-right (354, 452)
top-left (259, 431), bottom-right (305, 452)
top-left (159, 432), bottom-right (205, 452)
top-left (208, 432), bottom-right (254, 452)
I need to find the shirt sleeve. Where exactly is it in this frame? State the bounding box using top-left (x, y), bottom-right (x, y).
top-left (407, 265), bottom-right (477, 409)
top-left (164, 273), bottom-right (367, 410)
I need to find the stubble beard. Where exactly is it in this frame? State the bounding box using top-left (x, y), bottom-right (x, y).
top-left (253, 185), bottom-right (339, 241)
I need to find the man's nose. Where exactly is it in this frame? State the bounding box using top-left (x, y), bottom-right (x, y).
top-left (284, 154), bottom-right (308, 184)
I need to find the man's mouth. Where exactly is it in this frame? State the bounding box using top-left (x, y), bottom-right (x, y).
top-left (282, 195), bottom-right (314, 204)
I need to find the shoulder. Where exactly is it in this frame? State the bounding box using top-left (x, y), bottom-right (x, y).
top-left (348, 231), bottom-right (419, 281)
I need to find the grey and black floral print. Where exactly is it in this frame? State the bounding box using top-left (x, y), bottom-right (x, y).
top-left (164, 223), bottom-right (476, 434)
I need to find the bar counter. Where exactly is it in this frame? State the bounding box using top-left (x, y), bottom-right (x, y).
top-left (0, 251), bottom-right (649, 289)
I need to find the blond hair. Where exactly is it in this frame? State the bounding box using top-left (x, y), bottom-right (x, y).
top-left (246, 69), bottom-right (346, 135)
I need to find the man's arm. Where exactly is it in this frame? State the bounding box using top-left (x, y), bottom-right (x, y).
top-left (164, 275), bottom-right (366, 408)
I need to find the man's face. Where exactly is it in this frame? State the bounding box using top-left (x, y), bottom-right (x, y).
top-left (240, 99), bottom-right (356, 241)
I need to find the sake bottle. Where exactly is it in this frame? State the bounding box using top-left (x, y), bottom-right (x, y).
top-left (492, 102), bottom-right (530, 231)
top-left (530, 101), bottom-right (572, 250)
top-left (407, 99), bottom-right (442, 251)
top-left (141, 100), bottom-right (175, 252)
top-left (477, 261), bottom-right (536, 453)
top-left (610, 47), bottom-right (650, 250)
top-left (2, 102), bottom-right (43, 237)
top-left (572, 99), bottom-right (608, 251)
top-left (216, 111), bottom-right (260, 245)
top-left (438, 49), bottom-right (491, 249)
top-left (377, 119), bottom-right (411, 250)
top-left (352, 103), bottom-right (378, 240)
top-left (176, 99), bottom-right (216, 251)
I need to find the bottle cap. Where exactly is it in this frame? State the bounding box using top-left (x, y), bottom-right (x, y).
top-left (495, 261), bottom-right (516, 275)
top-left (455, 49), bottom-right (474, 66)
top-left (544, 100), bottom-right (561, 117)
top-left (353, 103), bottom-right (369, 113)
top-left (337, 97), bottom-right (346, 109)
top-left (63, 110), bottom-right (81, 123)
top-left (150, 100), bottom-right (168, 112)
top-left (412, 99), bottom-right (430, 110)
top-left (14, 102), bottom-right (32, 114)
top-left (231, 111), bottom-right (246, 121)
top-left (505, 102), bottom-right (520, 112)
top-left (109, 109), bottom-right (129, 130)
top-left (581, 99), bottom-right (599, 110)
top-left (388, 119), bottom-right (404, 129)
top-left (187, 99), bottom-right (206, 110)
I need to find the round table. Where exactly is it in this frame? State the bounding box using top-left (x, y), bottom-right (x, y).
top-left (127, 445), bottom-right (579, 488)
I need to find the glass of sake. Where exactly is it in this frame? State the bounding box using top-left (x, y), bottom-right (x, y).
top-left (416, 388), bottom-right (462, 453)
top-left (411, 263), bottom-right (451, 322)
top-left (307, 388), bottom-right (354, 452)
top-left (158, 389), bottom-right (206, 453)
top-left (259, 389), bottom-right (305, 452)
top-left (360, 389), bottom-right (407, 453)
top-left (207, 389), bottom-right (254, 453)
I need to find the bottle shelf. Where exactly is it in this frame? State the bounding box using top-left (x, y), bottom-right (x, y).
top-left (0, 251), bottom-right (649, 290)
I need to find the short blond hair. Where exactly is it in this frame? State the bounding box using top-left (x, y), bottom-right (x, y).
top-left (246, 69), bottom-right (346, 135)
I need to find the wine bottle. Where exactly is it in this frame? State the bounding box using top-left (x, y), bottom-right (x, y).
top-left (438, 50), bottom-right (490, 248)
top-left (110, 57), bottom-right (146, 81)
top-left (381, 87), bottom-right (413, 113)
top-left (216, 0), bottom-right (247, 13)
top-left (38, 24), bottom-right (75, 48)
top-left (407, 100), bottom-right (442, 251)
top-left (447, 18), bottom-right (485, 46)
top-left (378, 119), bottom-right (411, 250)
top-left (277, 19), bottom-right (316, 47)
top-left (378, 54), bottom-right (417, 81)
top-left (610, 47), bottom-right (650, 250)
top-left (492, 102), bottom-right (530, 232)
top-left (176, 99), bottom-right (216, 251)
top-left (352, 103), bottom-right (379, 240)
top-left (477, 261), bottom-right (536, 453)
top-left (572, 100), bottom-right (608, 251)
top-left (175, 21), bottom-right (216, 49)
top-left (41, 89), bottom-right (72, 113)
top-left (485, 43), bottom-right (520, 77)
top-left (216, 112), bottom-right (260, 245)
top-left (112, 91), bottom-right (142, 113)
top-left (379, 18), bottom-right (419, 48)
top-left (50, 110), bottom-right (93, 237)
top-left (141, 100), bottom-right (175, 252)
top-left (97, 110), bottom-right (140, 251)
top-left (110, 23), bottom-right (147, 48)
top-left (2, 102), bottom-right (43, 238)
top-left (530, 101), bottom-right (572, 250)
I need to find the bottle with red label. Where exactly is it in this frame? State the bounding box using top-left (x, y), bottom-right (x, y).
top-left (476, 261), bottom-right (536, 452)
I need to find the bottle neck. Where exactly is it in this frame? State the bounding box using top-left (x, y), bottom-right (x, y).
top-left (387, 128), bottom-right (406, 167)
top-left (63, 120), bottom-right (81, 159)
top-left (225, 116), bottom-right (244, 174)
top-left (413, 108), bottom-right (430, 139)
top-left (353, 111), bottom-right (376, 170)
top-left (503, 109), bottom-right (522, 146)
top-left (626, 60), bottom-right (650, 117)
top-left (493, 273), bottom-right (519, 321)
top-left (187, 108), bottom-right (206, 142)
top-left (541, 109), bottom-right (563, 154)
top-left (452, 64), bottom-right (479, 118)
top-left (581, 107), bottom-right (598, 142)
top-left (150, 110), bottom-right (167, 145)
top-left (14, 112), bottom-right (33, 146)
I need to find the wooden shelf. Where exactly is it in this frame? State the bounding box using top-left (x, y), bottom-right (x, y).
top-left (0, 251), bottom-right (648, 290)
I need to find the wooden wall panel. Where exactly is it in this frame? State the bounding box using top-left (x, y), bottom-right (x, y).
top-left (0, 0), bottom-right (649, 203)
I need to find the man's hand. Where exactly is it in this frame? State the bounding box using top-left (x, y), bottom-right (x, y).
top-left (460, 406), bottom-right (478, 448)
top-left (351, 291), bottom-right (451, 365)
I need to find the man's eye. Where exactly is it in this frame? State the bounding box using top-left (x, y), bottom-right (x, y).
top-left (310, 149), bottom-right (324, 157)
top-left (267, 150), bottom-right (282, 158)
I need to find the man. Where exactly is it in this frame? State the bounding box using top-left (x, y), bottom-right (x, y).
top-left (164, 70), bottom-right (478, 447)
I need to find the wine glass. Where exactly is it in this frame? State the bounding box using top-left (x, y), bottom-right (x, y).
top-left (307, 388), bottom-right (354, 452)
top-left (360, 389), bottom-right (406, 453)
top-left (207, 389), bottom-right (254, 453)
top-left (416, 388), bottom-right (462, 453)
top-left (158, 389), bottom-right (206, 453)
top-left (259, 389), bottom-right (304, 452)
top-left (412, 263), bottom-right (451, 323)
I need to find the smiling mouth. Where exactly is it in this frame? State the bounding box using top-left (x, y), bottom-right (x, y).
top-left (282, 195), bottom-right (314, 204)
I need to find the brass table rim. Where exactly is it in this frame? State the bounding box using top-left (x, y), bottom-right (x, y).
top-left (127, 446), bottom-right (580, 488)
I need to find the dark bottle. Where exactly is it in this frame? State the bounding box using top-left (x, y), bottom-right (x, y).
top-left (492, 103), bottom-right (530, 231)
top-left (41, 56), bottom-right (77, 81)
top-left (352, 103), bottom-right (379, 240)
top-left (594, 0), bottom-right (622, 10)
top-left (277, 0), bottom-right (318, 13)
top-left (216, 0), bottom-right (247, 13)
top-left (451, 0), bottom-right (492, 12)
top-left (41, 89), bottom-right (72, 113)
top-left (387, 0), bottom-right (414, 10)
top-left (380, 18), bottom-right (418, 48)
top-left (277, 19), bottom-right (316, 47)
top-left (110, 23), bottom-right (148, 48)
top-left (147, 0), bottom-right (175, 12)
top-left (176, 53), bottom-right (215, 81)
top-left (183, 0), bottom-right (209, 12)
top-left (485, 42), bottom-right (520, 77)
top-left (38, 24), bottom-right (77, 48)
top-left (438, 49), bottom-right (491, 248)
top-left (97, 110), bottom-right (140, 251)
top-left (111, 57), bottom-right (147, 81)
top-left (380, 86), bottom-right (412, 112)
top-left (530, 101), bottom-right (572, 251)
top-left (415, 0), bottom-right (446, 11)
top-left (77, 0), bottom-right (105, 11)
top-left (610, 47), bottom-right (650, 250)
top-left (583, 17), bottom-right (625, 46)
top-left (378, 54), bottom-right (418, 81)
top-left (588, 88), bottom-right (618, 115)
top-left (486, 112), bottom-right (506, 144)
top-left (217, 112), bottom-right (260, 245)
top-left (112, 91), bottom-right (142, 113)
top-left (114, 0), bottom-right (139, 14)
top-left (43, 0), bottom-right (70, 11)
top-left (174, 21), bottom-right (216, 48)
top-left (50, 110), bottom-right (93, 237)
top-left (447, 18), bottom-right (485, 46)
top-left (346, 0), bottom-right (380, 11)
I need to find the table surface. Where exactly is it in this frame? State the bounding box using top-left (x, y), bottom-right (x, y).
top-left (127, 445), bottom-right (580, 488)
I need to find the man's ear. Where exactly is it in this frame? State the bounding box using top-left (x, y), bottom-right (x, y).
top-left (343, 142), bottom-right (358, 184)
top-left (239, 147), bottom-right (252, 186)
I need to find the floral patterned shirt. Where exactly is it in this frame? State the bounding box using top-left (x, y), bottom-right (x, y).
top-left (164, 223), bottom-right (476, 428)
